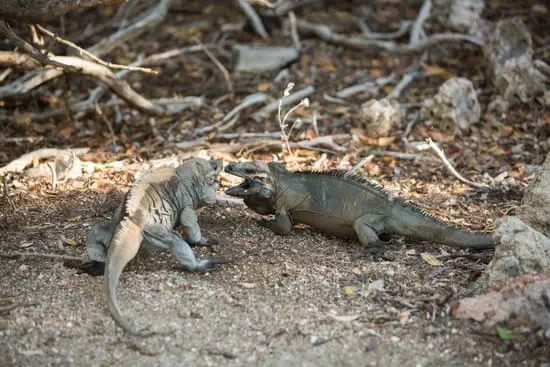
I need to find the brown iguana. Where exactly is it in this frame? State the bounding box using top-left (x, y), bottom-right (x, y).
top-left (81, 157), bottom-right (224, 336)
top-left (224, 160), bottom-right (493, 251)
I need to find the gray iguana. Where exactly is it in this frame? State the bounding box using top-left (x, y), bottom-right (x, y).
top-left (224, 160), bottom-right (493, 251)
top-left (81, 157), bottom-right (224, 336)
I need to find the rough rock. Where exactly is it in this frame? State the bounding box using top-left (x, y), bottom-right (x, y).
top-left (233, 45), bottom-right (298, 73)
top-left (483, 18), bottom-right (546, 103)
top-left (448, 0), bottom-right (486, 39)
top-left (519, 153), bottom-right (550, 237)
top-left (360, 98), bottom-right (401, 137)
top-left (452, 272), bottom-right (550, 329)
top-left (483, 216), bottom-right (550, 285)
top-left (420, 77), bottom-right (481, 135)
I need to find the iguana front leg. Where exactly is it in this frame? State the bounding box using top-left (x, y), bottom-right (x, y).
top-left (258, 209), bottom-right (293, 235)
top-left (179, 207), bottom-right (216, 246)
top-left (143, 225), bottom-right (225, 272)
top-left (354, 215), bottom-right (386, 254)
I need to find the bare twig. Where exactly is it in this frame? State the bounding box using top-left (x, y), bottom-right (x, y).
top-left (213, 131), bottom-right (282, 140)
top-left (335, 74), bottom-right (395, 98)
top-left (216, 196), bottom-right (245, 206)
top-left (410, 0), bottom-right (432, 45)
top-left (0, 252), bottom-right (83, 262)
top-left (0, 0), bottom-right (171, 99)
top-left (297, 19), bottom-right (483, 53)
top-left (237, 0), bottom-right (269, 40)
top-left (0, 52), bottom-right (171, 115)
top-left (194, 92), bottom-right (268, 135)
top-left (359, 149), bottom-right (439, 162)
top-left (94, 103), bottom-right (117, 147)
top-left (426, 138), bottom-right (500, 191)
top-left (358, 20), bottom-right (412, 40)
top-left (387, 66), bottom-right (421, 99)
top-left (0, 68), bottom-right (12, 82)
top-left (347, 155), bottom-right (374, 175)
top-left (209, 134), bottom-right (350, 154)
top-left (0, 148), bottom-right (89, 175)
top-left (201, 43), bottom-right (234, 99)
top-left (47, 162), bottom-right (57, 191)
top-left (253, 85), bottom-right (314, 120)
top-left (90, 0), bottom-right (172, 56)
top-left (0, 21), bottom-right (79, 71)
top-left (34, 24), bottom-right (157, 75)
top-left (288, 11), bottom-right (301, 49)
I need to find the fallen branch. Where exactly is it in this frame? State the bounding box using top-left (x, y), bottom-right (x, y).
top-left (0, 52), bottom-right (174, 115)
top-left (0, 0), bottom-right (171, 99)
top-left (358, 20), bottom-right (412, 40)
top-left (347, 155), bottom-right (374, 175)
top-left (194, 92), bottom-right (268, 135)
top-left (387, 66), bottom-right (421, 99)
top-left (0, 251), bottom-right (83, 262)
top-left (410, 0), bottom-right (432, 45)
top-left (201, 43), bottom-right (234, 99)
top-left (34, 24), bottom-right (157, 75)
top-left (335, 74), bottom-right (395, 98)
top-left (297, 19), bottom-right (483, 53)
top-left (426, 138), bottom-right (501, 192)
top-left (0, 147), bottom-right (89, 175)
top-left (210, 134), bottom-right (350, 154)
top-left (288, 11), bottom-right (301, 49)
top-left (216, 196), bottom-right (245, 206)
top-left (237, 0), bottom-right (269, 40)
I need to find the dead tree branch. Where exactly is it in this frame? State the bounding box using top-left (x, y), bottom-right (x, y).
top-left (297, 19), bottom-right (484, 53)
top-left (0, 52), bottom-right (179, 115)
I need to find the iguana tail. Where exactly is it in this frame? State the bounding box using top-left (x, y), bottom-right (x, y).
top-left (388, 205), bottom-right (493, 249)
top-left (104, 167), bottom-right (175, 336)
top-left (104, 216), bottom-right (147, 336)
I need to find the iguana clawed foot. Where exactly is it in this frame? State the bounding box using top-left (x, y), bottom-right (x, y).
top-left (64, 260), bottom-right (105, 276)
top-left (193, 256), bottom-right (231, 273)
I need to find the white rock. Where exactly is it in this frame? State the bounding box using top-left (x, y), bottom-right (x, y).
top-left (360, 98), bottom-right (401, 137)
top-left (421, 77), bottom-right (481, 135)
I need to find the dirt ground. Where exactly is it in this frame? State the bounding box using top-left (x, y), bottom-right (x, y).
top-left (0, 168), bottom-right (547, 366)
top-left (1, 0), bottom-right (549, 366)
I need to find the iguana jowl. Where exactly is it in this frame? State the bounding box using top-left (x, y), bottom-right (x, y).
top-left (224, 160), bottom-right (493, 250)
top-left (85, 157), bottom-right (223, 335)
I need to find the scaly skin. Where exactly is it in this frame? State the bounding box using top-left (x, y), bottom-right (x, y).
top-left (224, 160), bottom-right (493, 251)
top-left (83, 157), bottom-right (224, 336)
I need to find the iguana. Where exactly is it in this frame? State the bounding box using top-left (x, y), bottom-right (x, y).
top-left (81, 157), bottom-right (224, 336)
top-left (224, 160), bottom-right (493, 251)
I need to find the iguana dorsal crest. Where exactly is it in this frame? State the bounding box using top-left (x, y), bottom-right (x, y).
top-left (125, 167), bottom-right (176, 216)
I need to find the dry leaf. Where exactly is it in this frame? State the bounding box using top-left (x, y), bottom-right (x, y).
top-left (421, 63), bottom-right (454, 79)
top-left (67, 215), bottom-right (81, 222)
top-left (420, 252), bottom-right (443, 266)
top-left (351, 267), bottom-right (362, 275)
top-left (159, 289), bottom-right (173, 295)
top-left (257, 82), bottom-right (271, 92)
top-left (399, 310), bottom-right (410, 324)
top-left (63, 238), bottom-right (78, 246)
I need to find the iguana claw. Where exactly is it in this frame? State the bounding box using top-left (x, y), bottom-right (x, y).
top-left (64, 260), bottom-right (105, 276)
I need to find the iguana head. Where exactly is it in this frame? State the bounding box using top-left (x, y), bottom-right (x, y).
top-left (185, 157), bottom-right (222, 205)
